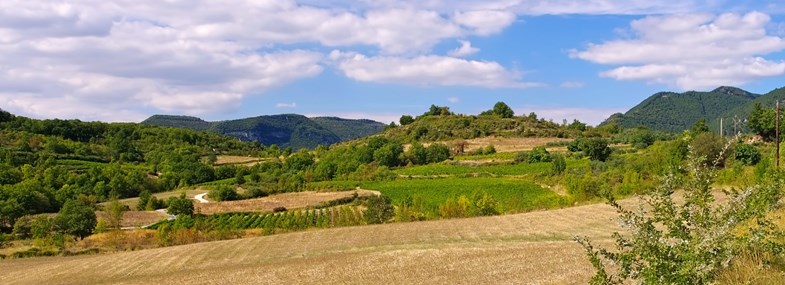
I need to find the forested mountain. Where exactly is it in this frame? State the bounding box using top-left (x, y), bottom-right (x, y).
top-left (601, 86), bottom-right (758, 132)
top-left (142, 114), bottom-right (385, 149)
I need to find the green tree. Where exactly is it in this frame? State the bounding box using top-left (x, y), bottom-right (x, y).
top-left (399, 115), bottom-right (415, 126)
top-left (528, 147), bottom-right (551, 163)
top-left (365, 195), bottom-right (394, 224)
top-left (747, 103), bottom-right (779, 141)
top-left (426, 143), bottom-right (450, 163)
top-left (581, 138), bottom-right (612, 161)
top-left (492, 102), bottom-right (514, 118)
top-left (55, 199), bottom-right (97, 239)
top-left (373, 143), bottom-right (403, 168)
top-left (209, 185), bottom-right (239, 202)
top-left (691, 118), bottom-right (711, 134)
top-left (405, 142), bottom-right (428, 165)
top-left (106, 198), bottom-right (126, 230)
top-left (167, 193), bottom-right (194, 216)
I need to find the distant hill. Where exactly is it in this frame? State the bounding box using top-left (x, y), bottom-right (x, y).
top-left (601, 86), bottom-right (759, 132)
top-left (142, 114), bottom-right (385, 149)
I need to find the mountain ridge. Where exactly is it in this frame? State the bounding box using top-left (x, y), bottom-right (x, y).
top-left (141, 114), bottom-right (386, 149)
top-left (600, 86), bottom-right (764, 132)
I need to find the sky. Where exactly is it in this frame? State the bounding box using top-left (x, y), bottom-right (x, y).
top-left (2, 1), bottom-right (785, 125)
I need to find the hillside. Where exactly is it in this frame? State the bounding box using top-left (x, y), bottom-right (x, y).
top-left (601, 86), bottom-right (758, 132)
top-left (142, 114), bottom-right (386, 149)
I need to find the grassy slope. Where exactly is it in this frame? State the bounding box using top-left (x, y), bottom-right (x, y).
top-left (0, 201), bottom-right (625, 285)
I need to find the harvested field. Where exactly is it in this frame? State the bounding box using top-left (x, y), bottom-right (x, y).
top-left (213, 155), bottom-right (265, 166)
top-left (462, 137), bottom-right (570, 153)
top-left (195, 190), bottom-right (379, 215)
top-left (408, 137), bottom-right (570, 154)
top-left (0, 201), bottom-right (624, 284)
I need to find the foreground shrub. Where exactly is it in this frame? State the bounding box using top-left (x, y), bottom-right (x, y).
top-left (735, 143), bottom-right (761, 165)
top-left (575, 144), bottom-right (785, 284)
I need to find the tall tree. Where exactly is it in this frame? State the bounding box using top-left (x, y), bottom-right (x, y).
top-left (55, 199), bottom-right (97, 239)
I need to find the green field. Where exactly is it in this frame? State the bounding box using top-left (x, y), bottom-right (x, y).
top-left (394, 159), bottom-right (588, 176)
top-left (360, 178), bottom-right (569, 215)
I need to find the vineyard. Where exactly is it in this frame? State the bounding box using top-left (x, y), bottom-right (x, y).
top-left (154, 206), bottom-right (366, 234)
top-left (394, 159), bottom-right (588, 176)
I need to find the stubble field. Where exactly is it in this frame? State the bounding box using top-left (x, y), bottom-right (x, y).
top-left (0, 201), bottom-right (625, 285)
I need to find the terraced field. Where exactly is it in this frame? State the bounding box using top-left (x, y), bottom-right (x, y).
top-left (0, 201), bottom-right (625, 285)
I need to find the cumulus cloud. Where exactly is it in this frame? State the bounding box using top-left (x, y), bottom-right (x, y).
top-left (332, 51), bottom-right (539, 88)
top-left (448, 97), bottom-right (461, 103)
top-left (448, 40), bottom-right (480, 57)
top-left (571, 12), bottom-right (785, 90)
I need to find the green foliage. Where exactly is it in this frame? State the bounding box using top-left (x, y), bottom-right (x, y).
top-left (691, 132), bottom-right (729, 166)
top-left (399, 115), bottom-right (415, 126)
top-left (422, 105), bottom-right (453, 116)
top-left (209, 185), bottom-right (239, 202)
top-left (580, 138), bottom-right (612, 161)
top-left (550, 154), bottom-right (566, 175)
top-left (747, 102), bottom-right (781, 141)
top-left (480, 102), bottom-right (515, 118)
top-left (425, 143), bottom-right (450, 164)
top-left (527, 147), bottom-right (551, 163)
top-left (364, 195), bottom-right (394, 224)
top-left (691, 118), bottom-right (711, 134)
top-left (166, 193), bottom-right (194, 216)
top-left (373, 143), bottom-right (403, 167)
top-left (576, 149), bottom-right (785, 284)
top-left (55, 199), bottom-right (97, 239)
top-left (359, 178), bottom-right (568, 218)
top-left (734, 143), bottom-right (761, 165)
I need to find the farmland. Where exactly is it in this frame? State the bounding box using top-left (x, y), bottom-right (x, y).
top-left (194, 190), bottom-right (378, 214)
top-left (0, 201), bottom-right (624, 285)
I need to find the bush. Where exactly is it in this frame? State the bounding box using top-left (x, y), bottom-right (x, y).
top-left (550, 154), bottom-right (566, 175)
top-left (167, 193), bottom-right (194, 216)
top-left (734, 143), bottom-right (761, 165)
top-left (209, 185), bottom-right (239, 202)
top-left (576, 149), bottom-right (785, 284)
top-left (581, 138), bottom-right (612, 162)
top-left (513, 151), bottom-right (528, 164)
top-left (691, 132), bottom-right (729, 167)
top-left (364, 195), bottom-right (394, 224)
top-left (528, 147), bottom-right (551, 163)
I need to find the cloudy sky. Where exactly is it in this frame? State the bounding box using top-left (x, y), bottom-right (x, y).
top-left (2, 0), bottom-right (785, 125)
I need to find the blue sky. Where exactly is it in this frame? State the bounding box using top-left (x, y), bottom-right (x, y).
top-left (1, 1), bottom-right (785, 125)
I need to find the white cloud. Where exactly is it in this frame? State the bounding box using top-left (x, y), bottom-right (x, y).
top-left (452, 10), bottom-right (516, 35)
top-left (448, 40), bottom-right (480, 57)
top-left (448, 97), bottom-right (461, 103)
top-left (276, 102), bottom-right (298, 108)
top-left (333, 51), bottom-right (539, 88)
top-left (571, 12), bottom-right (785, 90)
top-left (560, 81), bottom-right (585, 88)
top-left (514, 106), bottom-right (625, 126)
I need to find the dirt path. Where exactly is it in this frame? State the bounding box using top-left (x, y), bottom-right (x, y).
top-left (194, 193), bottom-right (209, 203)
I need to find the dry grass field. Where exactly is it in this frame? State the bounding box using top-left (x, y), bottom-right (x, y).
top-left (407, 137), bottom-right (570, 154)
top-left (195, 190), bottom-right (378, 215)
top-left (213, 155), bottom-right (265, 166)
top-left (0, 200), bottom-right (625, 285)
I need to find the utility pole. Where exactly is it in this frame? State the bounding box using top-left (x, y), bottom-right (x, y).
top-left (720, 118), bottom-right (723, 137)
